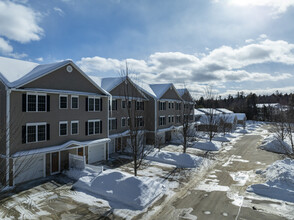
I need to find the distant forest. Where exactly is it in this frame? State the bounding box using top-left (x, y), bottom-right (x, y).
top-left (196, 91), bottom-right (294, 120)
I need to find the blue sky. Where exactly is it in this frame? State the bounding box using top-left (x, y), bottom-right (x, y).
top-left (1, 0), bottom-right (294, 97)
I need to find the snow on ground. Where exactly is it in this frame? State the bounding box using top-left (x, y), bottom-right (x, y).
top-left (146, 150), bottom-right (204, 168)
top-left (191, 141), bottom-right (221, 151)
top-left (260, 134), bottom-right (293, 154)
top-left (72, 169), bottom-right (165, 210)
top-left (247, 158), bottom-right (294, 203)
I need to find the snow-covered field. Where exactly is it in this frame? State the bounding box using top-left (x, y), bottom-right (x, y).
top-left (247, 159), bottom-right (294, 203)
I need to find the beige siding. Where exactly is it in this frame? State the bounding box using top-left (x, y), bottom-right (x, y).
top-left (9, 91), bottom-right (108, 155)
top-left (22, 65), bottom-right (104, 94)
top-left (111, 80), bottom-right (145, 99)
top-left (161, 87), bottom-right (182, 100)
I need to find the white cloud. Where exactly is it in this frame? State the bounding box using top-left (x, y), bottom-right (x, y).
top-left (228, 0), bottom-right (294, 15)
top-left (0, 1), bottom-right (43, 43)
top-left (54, 7), bottom-right (64, 16)
top-left (0, 37), bottom-right (13, 54)
top-left (36, 57), bottom-right (43, 62)
top-left (78, 38), bottom-right (294, 96)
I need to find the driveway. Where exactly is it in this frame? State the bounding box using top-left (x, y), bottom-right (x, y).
top-left (150, 129), bottom-right (293, 219)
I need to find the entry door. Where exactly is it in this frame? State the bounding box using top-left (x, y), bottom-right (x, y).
top-left (51, 152), bottom-right (59, 173)
top-left (78, 147), bottom-right (84, 156)
top-left (115, 138), bottom-right (122, 152)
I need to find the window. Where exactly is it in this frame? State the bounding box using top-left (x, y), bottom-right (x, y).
top-left (172, 103), bottom-right (174, 109)
top-left (88, 120), bottom-right (102, 135)
top-left (26, 123), bottom-right (47, 143)
top-left (176, 115), bottom-right (181, 123)
top-left (112, 100), bottom-right (117, 111)
top-left (59, 121), bottom-right (68, 136)
top-left (175, 102), bottom-right (181, 110)
top-left (136, 101), bottom-right (144, 110)
top-left (71, 121), bottom-right (79, 135)
top-left (159, 101), bottom-right (166, 111)
top-left (27, 94), bottom-right (46, 112)
top-left (168, 115), bottom-right (171, 123)
top-left (122, 100), bottom-right (126, 108)
top-left (71, 96), bottom-right (79, 109)
top-left (172, 116), bottom-right (174, 123)
top-left (109, 118), bottom-right (117, 130)
top-left (88, 97), bottom-right (102, 111)
top-left (121, 117), bottom-right (126, 127)
top-left (136, 117), bottom-right (144, 127)
top-left (60, 95), bottom-right (68, 109)
top-left (128, 101), bottom-right (132, 108)
top-left (169, 102), bottom-right (171, 109)
top-left (159, 116), bottom-right (166, 126)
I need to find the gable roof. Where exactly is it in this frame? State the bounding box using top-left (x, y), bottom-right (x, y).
top-left (100, 76), bottom-right (148, 99)
top-left (149, 83), bottom-right (182, 100)
top-left (0, 56), bottom-right (109, 96)
top-left (216, 108), bottom-right (234, 114)
top-left (197, 108), bottom-right (222, 115)
top-left (177, 88), bottom-right (194, 101)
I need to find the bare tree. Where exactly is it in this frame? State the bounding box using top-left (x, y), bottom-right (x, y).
top-left (180, 101), bottom-right (195, 153)
top-left (219, 114), bottom-right (232, 135)
top-left (120, 64), bottom-right (152, 176)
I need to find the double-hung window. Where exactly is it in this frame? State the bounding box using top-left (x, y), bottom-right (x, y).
top-left (59, 95), bottom-right (68, 109)
top-left (71, 121), bottom-right (79, 135)
top-left (159, 116), bottom-right (166, 126)
top-left (112, 100), bottom-right (117, 111)
top-left (122, 100), bottom-right (126, 108)
top-left (88, 97), bottom-right (102, 111)
top-left (25, 123), bottom-right (47, 143)
top-left (71, 96), bottom-right (79, 109)
top-left (136, 117), bottom-right (144, 127)
top-left (121, 117), bottom-right (126, 127)
top-left (27, 94), bottom-right (46, 112)
top-left (136, 101), bottom-right (144, 110)
top-left (59, 121), bottom-right (68, 136)
top-left (88, 120), bottom-right (102, 135)
top-left (109, 118), bottom-right (117, 130)
top-left (159, 102), bottom-right (166, 111)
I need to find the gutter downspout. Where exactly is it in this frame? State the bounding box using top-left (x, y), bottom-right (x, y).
top-left (6, 88), bottom-right (11, 185)
top-left (154, 98), bottom-right (157, 143)
top-left (107, 95), bottom-right (110, 160)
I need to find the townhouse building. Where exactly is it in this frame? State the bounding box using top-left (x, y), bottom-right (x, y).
top-left (99, 76), bottom-right (149, 153)
top-left (0, 57), bottom-right (110, 186)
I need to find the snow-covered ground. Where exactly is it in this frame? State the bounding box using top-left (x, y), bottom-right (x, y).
top-left (260, 134), bottom-right (293, 154)
top-left (247, 159), bottom-right (294, 203)
top-left (146, 150), bottom-right (204, 168)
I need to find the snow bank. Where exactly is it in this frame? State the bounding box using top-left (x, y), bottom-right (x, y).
top-left (146, 150), bottom-right (203, 168)
top-left (235, 129), bottom-right (249, 134)
top-left (73, 170), bottom-right (164, 210)
top-left (64, 165), bottom-right (103, 180)
top-left (260, 135), bottom-right (293, 154)
top-left (213, 136), bottom-right (230, 142)
top-left (191, 141), bottom-right (220, 151)
top-left (247, 159), bottom-right (294, 203)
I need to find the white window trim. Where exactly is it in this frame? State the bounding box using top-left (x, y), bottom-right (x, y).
top-left (88, 96), bottom-right (101, 112)
top-left (109, 118), bottom-right (117, 130)
top-left (59, 95), bottom-right (68, 109)
top-left (71, 95), bottom-right (79, 109)
top-left (27, 93), bottom-right (47, 112)
top-left (71, 120), bottom-right (79, 135)
top-left (59, 121), bottom-right (68, 136)
top-left (121, 117), bottom-right (126, 127)
top-left (159, 116), bottom-right (166, 126)
top-left (88, 119), bottom-right (101, 135)
top-left (26, 122), bottom-right (47, 143)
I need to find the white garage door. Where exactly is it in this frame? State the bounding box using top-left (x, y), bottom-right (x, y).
top-left (14, 154), bottom-right (44, 185)
top-left (88, 144), bottom-right (105, 164)
top-left (109, 139), bottom-right (115, 154)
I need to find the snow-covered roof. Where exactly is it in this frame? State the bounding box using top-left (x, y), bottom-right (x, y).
top-left (12, 138), bottom-right (111, 158)
top-left (197, 113), bottom-right (236, 124)
top-left (197, 108), bottom-right (222, 115)
top-left (131, 78), bottom-right (157, 98)
top-left (234, 113), bottom-right (246, 120)
top-left (256, 103), bottom-right (280, 108)
top-left (0, 56), bottom-right (109, 96)
top-left (149, 83), bottom-right (182, 100)
top-left (100, 77), bottom-right (125, 91)
top-left (177, 88), bottom-right (193, 101)
top-left (216, 108), bottom-right (234, 114)
top-left (194, 109), bottom-right (206, 116)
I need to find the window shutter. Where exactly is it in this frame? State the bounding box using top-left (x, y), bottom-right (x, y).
top-left (47, 124), bottom-right (50, 140)
top-left (85, 121), bottom-right (88, 135)
top-left (100, 98), bottom-right (103, 111)
top-left (85, 98), bottom-right (88, 111)
top-left (22, 126), bottom-right (26, 144)
top-left (47, 95), bottom-right (50, 112)
top-left (100, 121), bottom-right (102, 134)
top-left (22, 94), bottom-right (26, 112)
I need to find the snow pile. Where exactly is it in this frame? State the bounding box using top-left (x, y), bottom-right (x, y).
top-left (73, 169), bottom-right (164, 210)
top-left (260, 134), bottom-right (293, 154)
top-left (213, 136), bottom-right (230, 142)
top-left (64, 165), bottom-right (103, 180)
top-left (146, 150), bottom-right (204, 168)
top-left (191, 141), bottom-right (220, 151)
top-left (247, 159), bottom-right (294, 203)
top-left (235, 129), bottom-right (249, 134)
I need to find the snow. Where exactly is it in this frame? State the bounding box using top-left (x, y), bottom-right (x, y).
top-left (73, 169), bottom-right (164, 210)
top-left (0, 56), bottom-right (38, 84)
top-left (260, 134), bottom-right (293, 154)
top-left (100, 77), bottom-right (125, 91)
top-left (234, 113), bottom-right (246, 121)
top-left (149, 83), bottom-right (174, 99)
top-left (64, 165), bottom-right (103, 180)
top-left (191, 141), bottom-right (220, 151)
top-left (247, 159), bottom-right (294, 203)
top-left (146, 150), bottom-right (204, 168)
top-left (216, 108), bottom-right (234, 114)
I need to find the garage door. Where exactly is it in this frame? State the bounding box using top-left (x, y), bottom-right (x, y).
top-left (109, 139), bottom-right (115, 154)
top-left (88, 144), bottom-right (105, 164)
top-left (14, 154), bottom-right (44, 185)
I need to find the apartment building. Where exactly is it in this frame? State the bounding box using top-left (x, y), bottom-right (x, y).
top-left (0, 57), bottom-right (110, 186)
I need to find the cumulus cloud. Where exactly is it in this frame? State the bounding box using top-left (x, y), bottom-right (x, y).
top-left (78, 39), bottom-right (294, 96)
top-left (0, 37), bottom-right (13, 54)
top-left (228, 0), bottom-right (294, 15)
top-left (54, 7), bottom-right (64, 16)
